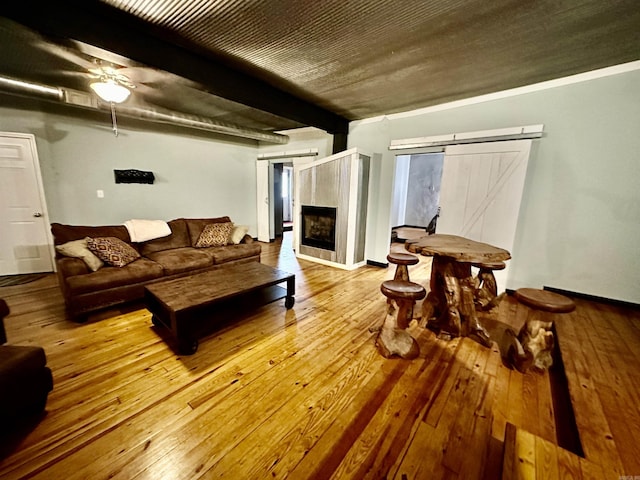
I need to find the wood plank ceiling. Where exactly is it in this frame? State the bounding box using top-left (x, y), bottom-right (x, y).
top-left (1, 0), bottom-right (639, 141)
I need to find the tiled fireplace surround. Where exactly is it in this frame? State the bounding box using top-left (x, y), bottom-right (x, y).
top-left (295, 148), bottom-right (370, 270)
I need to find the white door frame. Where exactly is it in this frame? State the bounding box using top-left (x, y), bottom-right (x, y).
top-left (256, 153), bottom-right (317, 243)
top-left (0, 131), bottom-right (55, 274)
top-left (256, 160), bottom-right (270, 242)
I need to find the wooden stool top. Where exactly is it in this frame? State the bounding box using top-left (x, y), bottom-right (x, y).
top-left (381, 280), bottom-right (426, 301)
top-left (387, 252), bottom-right (419, 266)
top-left (514, 288), bottom-right (576, 313)
top-left (472, 261), bottom-right (506, 270)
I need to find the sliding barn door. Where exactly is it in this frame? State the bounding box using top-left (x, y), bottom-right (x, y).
top-left (437, 140), bottom-right (532, 289)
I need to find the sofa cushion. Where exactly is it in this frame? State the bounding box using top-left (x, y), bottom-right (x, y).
top-left (55, 238), bottom-right (104, 271)
top-left (138, 219), bottom-right (191, 256)
top-left (51, 223), bottom-right (131, 246)
top-left (66, 258), bottom-right (164, 295)
top-left (185, 217), bottom-right (232, 246)
top-left (195, 222), bottom-right (233, 247)
top-left (145, 247), bottom-right (213, 275)
top-left (201, 243), bottom-right (262, 265)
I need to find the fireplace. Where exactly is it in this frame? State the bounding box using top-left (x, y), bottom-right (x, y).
top-left (301, 206), bottom-right (337, 251)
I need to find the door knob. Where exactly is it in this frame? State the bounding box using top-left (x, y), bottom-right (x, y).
top-left (33, 212), bottom-right (42, 217)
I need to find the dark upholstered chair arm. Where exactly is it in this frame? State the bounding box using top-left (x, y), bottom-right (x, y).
top-left (0, 299), bottom-right (7, 344)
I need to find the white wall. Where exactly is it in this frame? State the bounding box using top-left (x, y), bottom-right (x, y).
top-left (349, 68), bottom-right (640, 304)
top-left (0, 107), bottom-right (260, 235)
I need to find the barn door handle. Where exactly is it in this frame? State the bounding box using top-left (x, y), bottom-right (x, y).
top-left (33, 212), bottom-right (42, 217)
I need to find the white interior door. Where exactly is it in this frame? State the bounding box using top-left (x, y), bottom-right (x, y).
top-left (437, 140), bottom-right (532, 289)
top-left (256, 160), bottom-right (270, 242)
top-left (0, 133), bottom-right (54, 275)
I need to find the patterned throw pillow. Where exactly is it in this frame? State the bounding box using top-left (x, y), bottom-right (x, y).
top-left (86, 236), bottom-right (140, 267)
top-left (195, 222), bottom-right (233, 247)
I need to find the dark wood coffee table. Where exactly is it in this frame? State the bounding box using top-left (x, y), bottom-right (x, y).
top-left (144, 262), bottom-right (295, 354)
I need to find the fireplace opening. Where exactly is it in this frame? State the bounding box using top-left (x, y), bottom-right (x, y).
top-left (301, 206), bottom-right (337, 251)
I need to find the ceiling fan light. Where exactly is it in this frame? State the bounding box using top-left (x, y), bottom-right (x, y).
top-left (90, 80), bottom-right (131, 103)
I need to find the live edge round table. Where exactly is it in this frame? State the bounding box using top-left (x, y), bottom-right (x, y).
top-left (405, 234), bottom-right (511, 347)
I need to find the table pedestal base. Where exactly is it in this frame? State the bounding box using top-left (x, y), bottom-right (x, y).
top-left (422, 256), bottom-right (492, 347)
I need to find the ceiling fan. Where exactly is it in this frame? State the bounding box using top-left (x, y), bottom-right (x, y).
top-left (29, 39), bottom-right (164, 135)
top-left (87, 63), bottom-right (136, 104)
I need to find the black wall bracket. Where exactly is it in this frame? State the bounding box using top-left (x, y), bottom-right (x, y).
top-left (114, 169), bottom-right (155, 184)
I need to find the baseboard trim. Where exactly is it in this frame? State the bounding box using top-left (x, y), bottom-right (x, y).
top-left (543, 286), bottom-right (640, 309)
top-left (367, 260), bottom-right (388, 268)
top-left (506, 287), bottom-right (639, 309)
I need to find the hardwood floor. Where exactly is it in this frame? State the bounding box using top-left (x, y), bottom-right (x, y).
top-left (0, 233), bottom-right (638, 479)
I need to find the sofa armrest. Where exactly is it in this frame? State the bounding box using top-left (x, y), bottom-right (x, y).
top-left (240, 234), bottom-right (254, 244)
top-left (57, 257), bottom-right (90, 277)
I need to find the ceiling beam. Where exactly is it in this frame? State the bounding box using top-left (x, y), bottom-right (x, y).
top-left (1, 1), bottom-right (350, 136)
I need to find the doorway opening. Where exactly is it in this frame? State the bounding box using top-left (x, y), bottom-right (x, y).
top-left (256, 153), bottom-right (316, 244)
top-left (282, 165), bottom-right (293, 232)
top-left (272, 162), bottom-right (294, 238)
top-left (390, 152), bottom-right (444, 244)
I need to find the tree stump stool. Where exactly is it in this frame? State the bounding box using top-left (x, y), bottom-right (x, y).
top-left (387, 252), bottom-right (420, 319)
top-left (508, 288), bottom-right (576, 372)
top-left (472, 261), bottom-right (505, 310)
top-left (387, 252), bottom-right (419, 282)
top-left (377, 280), bottom-right (426, 359)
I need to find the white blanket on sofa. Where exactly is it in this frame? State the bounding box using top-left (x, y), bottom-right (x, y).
top-left (124, 219), bottom-right (171, 243)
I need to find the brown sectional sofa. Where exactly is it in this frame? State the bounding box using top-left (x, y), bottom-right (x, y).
top-left (51, 216), bottom-right (261, 321)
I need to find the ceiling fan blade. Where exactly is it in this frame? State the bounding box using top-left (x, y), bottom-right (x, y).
top-left (32, 39), bottom-right (97, 71)
top-left (58, 70), bottom-right (96, 78)
top-left (116, 67), bottom-right (169, 85)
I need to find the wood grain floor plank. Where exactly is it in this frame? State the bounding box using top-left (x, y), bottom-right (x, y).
top-left (422, 337), bottom-right (475, 427)
top-left (491, 360), bottom-right (512, 442)
top-left (534, 434), bottom-right (559, 480)
top-left (556, 446), bottom-right (582, 480)
top-left (534, 367), bottom-right (557, 443)
top-left (513, 427), bottom-right (537, 479)
top-left (441, 345), bottom-right (492, 474)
